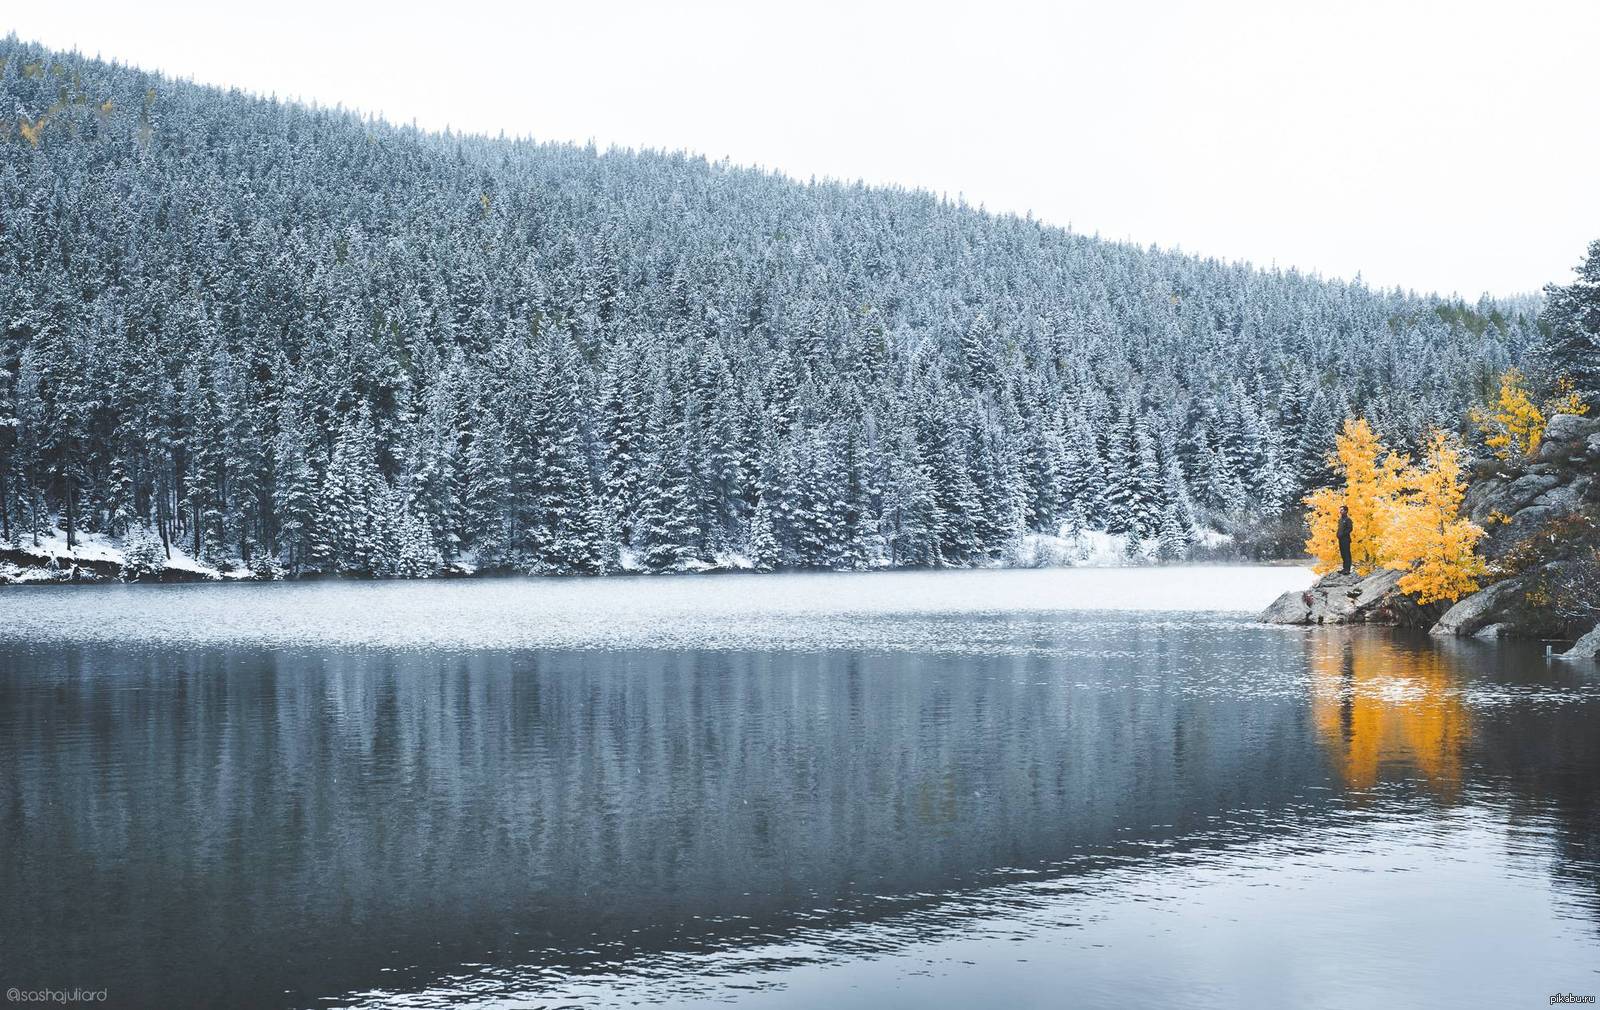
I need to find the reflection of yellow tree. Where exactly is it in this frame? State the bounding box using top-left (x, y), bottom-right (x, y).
top-left (1309, 633), bottom-right (1471, 800)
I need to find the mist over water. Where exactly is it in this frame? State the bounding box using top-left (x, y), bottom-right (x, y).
top-left (1, 573), bottom-right (1596, 1008)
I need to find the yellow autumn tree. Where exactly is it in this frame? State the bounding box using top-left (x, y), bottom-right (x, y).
top-left (1304, 418), bottom-right (1404, 576)
top-left (1547, 374), bottom-right (1590, 421)
top-left (1472, 368), bottom-right (1591, 459)
top-left (1380, 430), bottom-right (1487, 604)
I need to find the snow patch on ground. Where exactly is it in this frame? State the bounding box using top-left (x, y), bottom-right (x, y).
top-left (1007, 530), bottom-right (1143, 567)
top-left (7, 528), bottom-right (125, 565)
top-left (0, 562), bottom-right (59, 584)
top-left (1004, 528), bottom-right (1235, 568)
top-left (163, 545), bottom-right (221, 578)
top-left (1192, 528), bottom-right (1234, 549)
top-left (1, 528), bottom-right (221, 582)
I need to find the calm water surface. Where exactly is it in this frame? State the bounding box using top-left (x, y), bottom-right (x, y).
top-left (1, 569), bottom-right (1597, 1008)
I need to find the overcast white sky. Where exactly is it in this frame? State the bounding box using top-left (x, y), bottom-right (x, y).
top-left (6, 1), bottom-right (1597, 297)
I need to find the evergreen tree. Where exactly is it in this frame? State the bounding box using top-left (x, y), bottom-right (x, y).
top-left (1535, 239), bottom-right (1600, 404)
top-left (634, 380), bottom-right (700, 571)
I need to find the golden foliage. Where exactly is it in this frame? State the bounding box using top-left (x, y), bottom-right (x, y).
top-left (1304, 418), bottom-right (1403, 576)
top-left (1547, 374), bottom-right (1590, 420)
top-left (1304, 422), bottom-right (1484, 603)
top-left (1472, 368), bottom-right (1591, 460)
top-left (1472, 368), bottom-right (1543, 458)
top-left (1380, 431), bottom-right (1487, 604)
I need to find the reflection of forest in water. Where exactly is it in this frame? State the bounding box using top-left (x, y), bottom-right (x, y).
top-left (1, 624), bottom-right (1597, 1006)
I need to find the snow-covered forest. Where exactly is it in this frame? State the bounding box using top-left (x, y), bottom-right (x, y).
top-left (0, 38), bottom-right (1543, 577)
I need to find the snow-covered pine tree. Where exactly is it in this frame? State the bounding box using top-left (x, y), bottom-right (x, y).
top-left (324, 404), bottom-right (382, 574)
top-left (459, 403), bottom-right (512, 568)
top-left (121, 521), bottom-right (169, 581)
top-left (634, 379), bottom-right (701, 572)
top-left (1155, 503), bottom-right (1190, 562)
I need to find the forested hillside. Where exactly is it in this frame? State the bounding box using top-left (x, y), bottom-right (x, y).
top-left (0, 38), bottom-right (1544, 576)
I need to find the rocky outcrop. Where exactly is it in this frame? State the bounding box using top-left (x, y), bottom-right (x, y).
top-left (1435, 413), bottom-right (1600, 642)
top-left (1463, 417), bottom-right (1599, 559)
top-left (1429, 575), bottom-right (1528, 638)
top-left (1541, 414), bottom-right (1600, 459)
top-left (1268, 414), bottom-right (1599, 642)
top-left (1261, 568), bottom-right (1447, 628)
top-left (1558, 624), bottom-right (1600, 662)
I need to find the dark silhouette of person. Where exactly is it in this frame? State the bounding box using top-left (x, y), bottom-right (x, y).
top-left (1337, 505), bottom-right (1353, 575)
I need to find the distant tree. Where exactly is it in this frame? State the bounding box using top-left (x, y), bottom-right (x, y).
top-left (1534, 239), bottom-right (1600, 404)
top-left (1155, 503), bottom-right (1190, 562)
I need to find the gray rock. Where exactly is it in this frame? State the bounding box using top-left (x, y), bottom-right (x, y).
top-left (1259, 587), bottom-right (1313, 624)
top-left (1543, 414), bottom-right (1600, 444)
top-left (1464, 477), bottom-right (1507, 523)
top-left (1587, 433), bottom-right (1600, 460)
top-left (1472, 622), bottom-right (1515, 640)
top-left (1430, 577), bottom-right (1525, 637)
top-left (1261, 568), bottom-right (1443, 628)
top-left (1469, 457), bottom-right (1506, 479)
top-left (1540, 442), bottom-right (1592, 466)
top-left (1496, 473), bottom-right (1559, 512)
top-left (1559, 624), bottom-right (1600, 661)
top-left (1506, 504), bottom-right (1555, 537)
top-left (1529, 485), bottom-right (1579, 514)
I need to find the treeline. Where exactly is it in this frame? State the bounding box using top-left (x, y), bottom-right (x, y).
top-left (0, 38), bottom-right (1548, 575)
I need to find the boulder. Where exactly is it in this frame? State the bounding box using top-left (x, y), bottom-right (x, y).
top-left (1559, 624), bottom-right (1600, 662)
top-left (1539, 415), bottom-right (1600, 463)
top-left (1260, 568), bottom-right (1445, 628)
top-left (1435, 414), bottom-right (1600, 641)
top-left (1429, 576), bottom-right (1526, 637)
top-left (1543, 413), bottom-right (1600, 444)
top-left (1496, 473), bottom-right (1560, 512)
top-left (1259, 586), bottom-right (1316, 624)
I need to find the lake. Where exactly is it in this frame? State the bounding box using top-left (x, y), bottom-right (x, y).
top-left (2, 567), bottom-right (1597, 1008)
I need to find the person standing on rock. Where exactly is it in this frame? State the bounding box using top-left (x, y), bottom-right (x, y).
top-left (1337, 505), bottom-right (1354, 575)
